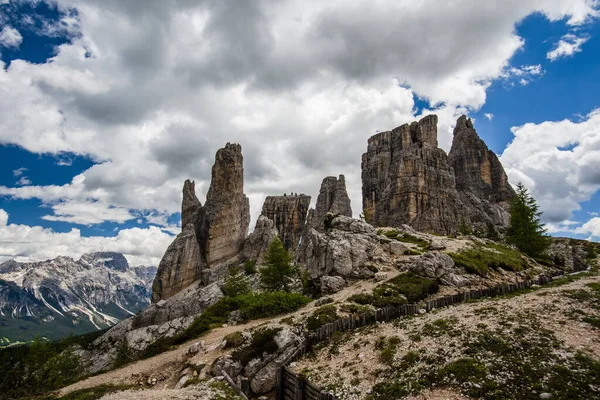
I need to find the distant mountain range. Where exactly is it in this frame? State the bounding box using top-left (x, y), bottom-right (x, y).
top-left (0, 252), bottom-right (156, 346)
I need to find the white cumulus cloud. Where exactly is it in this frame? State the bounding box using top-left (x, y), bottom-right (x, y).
top-left (501, 109), bottom-right (600, 224)
top-left (0, 209), bottom-right (173, 266)
top-left (0, 25), bottom-right (22, 48)
top-left (0, 0), bottom-right (598, 261)
top-left (547, 33), bottom-right (590, 61)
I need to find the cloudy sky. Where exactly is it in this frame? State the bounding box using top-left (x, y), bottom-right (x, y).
top-left (1, 0), bottom-right (599, 266)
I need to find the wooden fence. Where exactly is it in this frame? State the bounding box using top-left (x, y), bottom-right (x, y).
top-left (276, 366), bottom-right (337, 400)
top-left (275, 271), bottom-right (569, 399)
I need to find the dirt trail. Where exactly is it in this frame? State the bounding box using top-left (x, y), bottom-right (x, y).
top-left (57, 273), bottom-right (400, 397)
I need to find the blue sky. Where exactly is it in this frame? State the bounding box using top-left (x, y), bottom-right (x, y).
top-left (0, 1), bottom-right (599, 265)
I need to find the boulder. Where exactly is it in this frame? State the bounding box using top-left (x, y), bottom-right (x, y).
top-left (211, 356), bottom-right (242, 380)
top-left (319, 276), bottom-right (347, 294)
top-left (409, 252), bottom-right (470, 287)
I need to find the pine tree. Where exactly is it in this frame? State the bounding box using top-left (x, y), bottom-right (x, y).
top-left (506, 182), bottom-right (549, 257)
top-left (222, 266), bottom-right (251, 297)
top-left (260, 238), bottom-right (296, 292)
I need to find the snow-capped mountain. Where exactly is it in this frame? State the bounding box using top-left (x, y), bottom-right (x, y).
top-left (0, 252), bottom-right (156, 345)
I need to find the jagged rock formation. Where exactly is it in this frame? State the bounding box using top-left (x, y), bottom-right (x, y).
top-left (297, 215), bottom-right (389, 285)
top-left (240, 216), bottom-right (279, 263)
top-left (361, 115), bottom-right (514, 234)
top-left (260, 194), bottom-right (311, 251)
top-left (0, 253), bottom-right (154, 344)
top-left (152, 143), bottom-right (250, 302)
top-left (448, 116), bottom-right (516, 206)
top-left (151, 225), bottom-right (203, 303)
top-left (310, 175), bottom-right (352, 231)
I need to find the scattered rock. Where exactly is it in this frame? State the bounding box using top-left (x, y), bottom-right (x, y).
top-left (429, 239), bottom-right (447, 251)
top-left (320, 276), bottom-right (347, 294)
top-left (187, 342), bottom-right (204, 356)
top-left (374, 272), bottom-right (387, 282)
top-left (388, 241), bottom-right (409, 256)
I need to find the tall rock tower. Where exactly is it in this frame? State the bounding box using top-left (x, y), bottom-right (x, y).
top-left (361, 115), bottom-right (514, 234)
top-left (152, 143), bottom-right (250, 302)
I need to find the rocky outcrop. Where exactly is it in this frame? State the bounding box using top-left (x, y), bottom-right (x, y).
top-left (297, 215), bottom-right (388, 284)
top-left (361, 115), bottom-right (514, 234)
top-left (260, 194), bottom-right (311, 251)
top-left (547, 238), bottom-right (594, 272)
top-left (152, 225), bottom-right (203, 303)
top-left (240, 216), bottom-right (279, 263)
top-left (310, 175), bottom-right (352, 231)
top-left (409, 252), bottom-right (470, 287)
top-left (80, 282), bottom-right (224, 374)
top-left (448, 116), bottom-right (515, 207)
top-left (152, 143), bottom-right (250, 303)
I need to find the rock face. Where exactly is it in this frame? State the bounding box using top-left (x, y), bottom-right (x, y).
top-left (448, 116), bottom-right (516, 207)
top-left (240, 215), bottom-right (279, 263)
top-left (152, 143), bottom-right (251, 302)
top-left (310, 175), bottom-right (352, 231)
top-left (297, 215), bottom-right (388, 283)
top-left (151, 225), bottom-right (203, 303)
top-left (361, 115), bottom-right (514, 234)
top-left (260, 194), bottom-right (311, 251)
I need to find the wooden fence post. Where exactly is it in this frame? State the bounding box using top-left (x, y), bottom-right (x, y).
top-left (275, 367), bottom-right (285, 400)
top-left (295, 375), bottom-right (305, 400)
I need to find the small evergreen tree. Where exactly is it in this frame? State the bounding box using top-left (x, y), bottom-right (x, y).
top-left (506, 182), bottom-right (549, 257)
top-left (260, 238), bottom-right (296, 292)
top-left (222, 266), bottom-right (251, 297)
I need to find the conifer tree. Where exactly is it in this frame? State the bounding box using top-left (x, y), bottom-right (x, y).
top-left (506, 182), bottom-right (549, 257)
top-left (260, 238), bottom-right (296, 292)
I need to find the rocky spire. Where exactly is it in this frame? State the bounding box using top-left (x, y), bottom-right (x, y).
top-left (310, 175), bottom-right (352, 231)
top-left (448, 115), bottom-right (516, 206)
top-left (260, 194), bottom-right (311, 251)
top-left (152, 143), bottom-right (251, 302)
top-left (199, 143), bottom-right (251, 266)
top-left (181, 179), bottom-right (201, 229)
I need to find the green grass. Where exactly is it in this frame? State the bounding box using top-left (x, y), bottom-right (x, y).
top-left (231, 327), bottom-right (282, 364)
top-left (449, 243), bottom-right (526, 276)
top-left (49, 384), bottom-right (139, 400)
top-left (349, 272), bottom-right (439, 308)
top-left (307, 305), bottom-right (339, 331)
